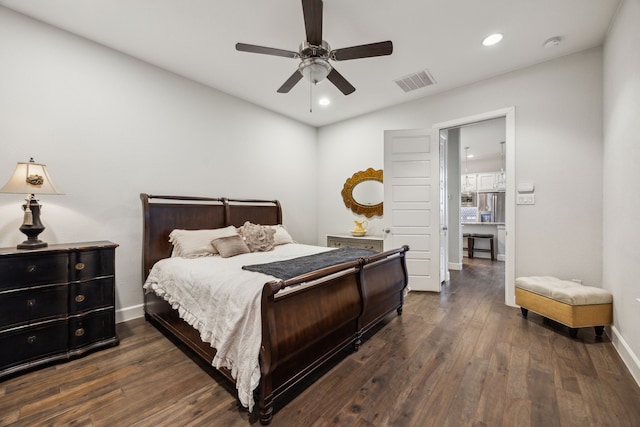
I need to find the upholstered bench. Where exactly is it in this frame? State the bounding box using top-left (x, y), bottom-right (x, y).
top-left (515, 276), bottom-right (613, 338)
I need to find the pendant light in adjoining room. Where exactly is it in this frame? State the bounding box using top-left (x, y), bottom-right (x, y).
top-left (462, 146), bottom-right (473, 192)
top-left (496, 141), bottom-right (506, 188)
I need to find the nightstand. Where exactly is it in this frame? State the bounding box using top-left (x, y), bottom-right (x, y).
top-left (0, 241), bottom-right (119, 379)
top-left (326, 234), bottom-right (384, 252)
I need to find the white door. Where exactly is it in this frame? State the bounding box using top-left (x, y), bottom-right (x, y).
top-left (439, 131), bottom-right (449, 283)
top-left (384, 128), bottom-right (441, 292)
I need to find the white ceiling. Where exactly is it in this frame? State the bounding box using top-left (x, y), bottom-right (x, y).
top-left (0, 0), bottom-right (620, 127)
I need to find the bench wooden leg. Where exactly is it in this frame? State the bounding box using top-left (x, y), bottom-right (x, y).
top-left (520, 307), bottom-right (528, 318)
top-left (569, 328), bottom-right (578, 338)
top-left (490, 237), bottom-right (495, 260)
top-left (594, 326), bottom-right (604, 338)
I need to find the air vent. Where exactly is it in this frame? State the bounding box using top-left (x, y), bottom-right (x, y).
top-left (394, 69), bottom-right (436, 92)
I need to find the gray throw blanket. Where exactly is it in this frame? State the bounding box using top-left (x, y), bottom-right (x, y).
top-left (242, 247), bottom-right (377, 280)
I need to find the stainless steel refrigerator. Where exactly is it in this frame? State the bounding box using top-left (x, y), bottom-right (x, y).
top-left (478, 192), bottom-right (505, 223)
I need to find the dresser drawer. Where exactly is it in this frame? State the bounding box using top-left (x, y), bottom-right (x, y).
top-left (327, 236), bottom-right (384, 252)
top-left (0, 320), bottom-right (68, 370)
top-left (69, 309), bottom-right (116, 350)
top-left (0, 253), bottom-right (69, 291)
top-left (0, 284), bottom-right (68, 330)
top-left (70, 248), bottom-right (115, 282)
top-left (69, 277), bottom-right (115, 314)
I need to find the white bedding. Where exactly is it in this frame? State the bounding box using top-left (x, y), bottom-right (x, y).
top-left (142, 243), bottom-right (333, 411)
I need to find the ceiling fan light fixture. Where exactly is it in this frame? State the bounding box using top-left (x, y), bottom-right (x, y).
top-left (299, 57), bottom-right (331, 84)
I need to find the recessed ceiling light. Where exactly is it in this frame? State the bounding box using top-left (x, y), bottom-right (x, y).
top-left (482, 33), bottom-right (503, 46)
top-left (467, 154), bottom-right (474, 158)
top-left (318, 97), bottom-right (330, 106)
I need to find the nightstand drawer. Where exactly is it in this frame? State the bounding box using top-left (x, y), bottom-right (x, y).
top-left (0, 284), bottom-right (68, 330)
top-left (69, 277), bottom-right (115, 314)
top-left (0, 253), bottom-right (69, 291)
top-left (70, 249), bottom-right (115, 281)
top-left (0, 320), bottom-right (68, 369)
top-left (69, 309), bottom-right (116, 350)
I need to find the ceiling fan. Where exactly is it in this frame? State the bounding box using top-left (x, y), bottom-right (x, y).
top-left (235, 0), bottom-right (393, 95)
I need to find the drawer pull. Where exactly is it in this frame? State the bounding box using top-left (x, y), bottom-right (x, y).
top-left (75, 294), bottom-right (86, 303)
top-left (27, 299), bottom-right (36, 307)
top-left (75, 262), bottom-right (85, 271)
top-left (27, 335), bottom-right (37, 344)
top-left (27, 265), bottom-right (37, 273)
top-left (75, 328), bottom-right (85, 337)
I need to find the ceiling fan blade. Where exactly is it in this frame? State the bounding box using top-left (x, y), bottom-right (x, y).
top-left (302, 0), bottom-right (323, 46)
top-left (327, 68), bottom-right (355, 95)
top-left (277, 70), bottom-right (304, 93)
top-left (331, 41), bottom-right (393, 61)
top-left (236, 43), bottom-right (298, 59)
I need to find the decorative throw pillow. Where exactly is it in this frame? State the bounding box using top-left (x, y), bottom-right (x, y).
top-left (211, 235), bottom-right (250, 258)
top-left (270, 225), bottom-right (295, 246)
top-left (239, 221), bottom-right (276, 252)
top-left (169, 226), bottom-right (238, 258)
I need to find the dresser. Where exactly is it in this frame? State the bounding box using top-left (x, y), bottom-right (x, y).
top-left (0, 241), bottom-right (119, 379)
top-left (326, 234), bottom-right (384, 252)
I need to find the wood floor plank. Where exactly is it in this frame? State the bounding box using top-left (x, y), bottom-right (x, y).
top-left (472, 342), bottom-right (510, 425)
top-left (1, 258), bottom-right (639, 426)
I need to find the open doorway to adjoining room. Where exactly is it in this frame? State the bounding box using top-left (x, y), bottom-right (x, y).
top-left (435, 108), bottom-right (515, 306)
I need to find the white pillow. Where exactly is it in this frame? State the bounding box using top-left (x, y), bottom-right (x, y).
top-left (270, 225), bottom-right (295, 246)
top-left (169, 226), bottom-right (238, 258)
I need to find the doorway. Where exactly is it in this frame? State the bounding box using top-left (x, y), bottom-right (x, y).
top-left (434, 107), bottom-right (516, 306)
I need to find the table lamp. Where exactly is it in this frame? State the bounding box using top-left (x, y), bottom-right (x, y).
top-left (0, 158), bottom-right (62, 249)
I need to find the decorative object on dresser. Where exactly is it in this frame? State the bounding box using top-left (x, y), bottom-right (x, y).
top-left (0, 241), bottom-right (119, 379)
top-left (341, 168), bottom-right (383, 218)
top-left (140, 194), bottom-right (408, 425)
top-left (327, 233), bottom-right (384, 252)
top-left (351, 219), bottom-right (368, 236)
top-left (0, 158), bottom-right (63, 249)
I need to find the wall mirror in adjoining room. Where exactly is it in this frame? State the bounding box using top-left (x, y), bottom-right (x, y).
top-left (341, 168), bottom-right (383, 217)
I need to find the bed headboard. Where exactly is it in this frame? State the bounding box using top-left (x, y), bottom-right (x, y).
top-left (140, 193), bottom-right (282, 279)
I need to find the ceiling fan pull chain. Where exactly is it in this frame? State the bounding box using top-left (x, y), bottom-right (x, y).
top-left (309, 78), bottom-right (313, 113)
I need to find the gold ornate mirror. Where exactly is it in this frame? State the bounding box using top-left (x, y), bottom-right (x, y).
top-left (341, 168), bottom-right (383, 218)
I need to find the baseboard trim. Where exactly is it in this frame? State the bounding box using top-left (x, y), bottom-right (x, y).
top-left (116, 303), bottom-right (144, 324)
top-left (610, 325), bottom-right (640, 388)
top-left (449, 262), bottom-right (462, 271)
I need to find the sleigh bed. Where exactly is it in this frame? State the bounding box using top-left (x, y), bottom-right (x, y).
top-left (140, 194), bottom-right (409, 424)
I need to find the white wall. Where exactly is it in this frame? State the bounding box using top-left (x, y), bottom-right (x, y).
top-left (0, 8), bottom-right (317, 322)
top-left (603, 0), bottom-right (640, 384)
top-left (446, 128), bottom-right (462, 268)
top-left (318, 47), bottom-right (604, 293)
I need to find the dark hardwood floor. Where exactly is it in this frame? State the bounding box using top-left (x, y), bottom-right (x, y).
top-left (2, 258), bottom-right (639, 426)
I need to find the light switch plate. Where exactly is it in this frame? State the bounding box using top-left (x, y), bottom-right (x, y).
top-left (517, 194), bottom-right (535, 205)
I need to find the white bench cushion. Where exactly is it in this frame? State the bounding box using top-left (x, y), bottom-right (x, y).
top-left (515, 276), bottom-right (613, 305)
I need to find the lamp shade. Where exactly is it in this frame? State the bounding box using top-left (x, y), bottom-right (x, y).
top-left (0, 158), bottom-right (61, 195)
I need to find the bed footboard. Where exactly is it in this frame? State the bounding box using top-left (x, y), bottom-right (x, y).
top-left (256, 246), bottom-right (409, 425)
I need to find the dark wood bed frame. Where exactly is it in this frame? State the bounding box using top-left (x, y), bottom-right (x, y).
top-left (140, 194), bottom-right (409, 424)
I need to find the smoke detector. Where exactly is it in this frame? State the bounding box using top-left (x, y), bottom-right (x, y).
top-left (543, 36), bottom-right (562, 49)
